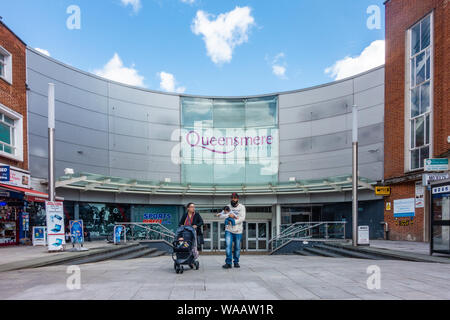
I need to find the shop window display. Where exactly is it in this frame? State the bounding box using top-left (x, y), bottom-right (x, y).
top-left (0, 200), bottom-right (23, 245)
top-left (79, 203), bottom-right (130, 239)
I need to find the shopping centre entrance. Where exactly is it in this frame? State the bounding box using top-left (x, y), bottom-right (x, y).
top-left (202, 221), bottom-right (270, 252)
top-left (198, 207), bottom-right (272, 252)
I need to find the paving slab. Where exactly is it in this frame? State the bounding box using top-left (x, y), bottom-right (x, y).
top-left (0, 255), bottom-right (449, 300)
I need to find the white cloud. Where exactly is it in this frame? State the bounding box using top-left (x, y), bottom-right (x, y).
top-left (158, 71), bottom-right (186, 93)
top-left (271, 52), bottom-right (287, 79)
top-left (191, 6), bottom-right (255, 64)
top-left (272, 65), bottom-right (286, 78)
top-left (325, 40), bottom-right (385, 80)
top-left (35, 48), bottom-right (50, 56)
top-left (94, 53), bottom-right (145, 87)
top-left (121, 0), bottom-right (142, 13)
top-left (181, 0), bottom-right (195, 4)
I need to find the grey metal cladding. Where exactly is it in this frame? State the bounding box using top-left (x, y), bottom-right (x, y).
top-left (108, 82), bottom-right (179, 110)
top-left (108, 115), bottom-right (178, 140)
top-left (109, 151), bottom-right (178, 173)
top-left (353, 67), bottom-right (384, 93)
top-left (28, 92), bottom-right (108, 132)
top-left (27, 47), bottom-right (384, 184)
top-left (279, 79), bottom-right (353, 108)
top-left (27, 69), bottom-right (109, 114)
top-left (280, 96), bottom-right (352, 125)
top-left (109, 98), bottom-right (179, 125)
top-left (27, 49), bottom-right (109, 96)
top-left (278, 67), bottom-right (385, 181)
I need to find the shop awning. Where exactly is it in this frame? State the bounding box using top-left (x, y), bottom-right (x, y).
top-left (0, 183), bottom-right (64, 202)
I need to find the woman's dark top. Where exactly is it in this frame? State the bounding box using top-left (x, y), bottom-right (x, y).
top-left (179, 211), bottom-right (204, 245)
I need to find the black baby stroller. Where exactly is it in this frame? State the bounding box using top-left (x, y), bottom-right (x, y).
top-left (172, 225), bottom-right (200, 274)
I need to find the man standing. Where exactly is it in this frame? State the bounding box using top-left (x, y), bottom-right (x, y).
top-left (222, 193), bottom-right (246, 269)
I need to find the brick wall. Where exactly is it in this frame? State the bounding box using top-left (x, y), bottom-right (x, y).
top-left (383, 181), bottom-right (424, 241)
top-left (385, 0), bottom-right (449, 179)
top-left (384, 0), bottom-right (449, 241)
top-left (0, 22), bottom-right (28, 171)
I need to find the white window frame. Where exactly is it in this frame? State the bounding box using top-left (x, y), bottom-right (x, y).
top-left (405, 12), bottom-right (434, 172)
top-left (0, 103), bottom-right (23, 162)
top-left (0, 46), bottom-right (13, 84)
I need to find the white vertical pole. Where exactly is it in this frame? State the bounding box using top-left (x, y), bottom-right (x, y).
top-left (352, 105), bottom-right (359, 246)
top-left (48, 83), bottom-right (55, 202)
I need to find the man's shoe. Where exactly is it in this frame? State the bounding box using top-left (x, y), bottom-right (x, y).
top-left (222, 264), bottom-right (232, 269)
top-left (234, 263), bottom-right (240, 268)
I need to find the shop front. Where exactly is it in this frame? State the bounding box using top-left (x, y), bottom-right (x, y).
top-left (430, 179), bottom-right (450, 255)
top-left (0, 182), bottom-right (62, 246)
top-left (0, 189), bottom-right (23, 246)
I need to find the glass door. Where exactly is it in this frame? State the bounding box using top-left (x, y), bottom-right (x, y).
top-left (246, 222), bottom-right (269, 251)
top-left (219, 222), bottom-right (226, 251)
top-left (202, 222), bottom-right (213, 252)
top-left (431, 183), bottom-right (450, 254)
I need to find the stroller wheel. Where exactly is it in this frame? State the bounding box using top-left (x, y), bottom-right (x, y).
top-left (195, 261), bottom-right (200, 270)
top-left (179, 267), bottom-right (184, 274)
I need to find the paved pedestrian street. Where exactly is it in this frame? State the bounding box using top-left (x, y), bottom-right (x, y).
top-left (1, 255), bottom-right (449, 300)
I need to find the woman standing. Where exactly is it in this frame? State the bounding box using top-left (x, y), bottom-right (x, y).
top-left (179, 202), bottom-right (204, 251)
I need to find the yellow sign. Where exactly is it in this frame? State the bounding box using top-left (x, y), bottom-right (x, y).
top-left (386, 202), bottom-right (392, 211)
top-left (376, 186), bottom-right (391, 196)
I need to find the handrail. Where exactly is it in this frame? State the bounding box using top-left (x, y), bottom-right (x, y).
top-left (269, 221), bottom-right (347, 252)
top-left (115, 222), bottom-right (176, 241)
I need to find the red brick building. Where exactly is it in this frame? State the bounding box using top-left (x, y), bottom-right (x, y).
top-left (384, 0), bottom-right (450, 241)
top-left (0, 21), bottom-right (28, 174)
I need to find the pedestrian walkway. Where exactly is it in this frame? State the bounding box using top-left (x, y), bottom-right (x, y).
top-left (0, 241), bottom-right (110, 265)
top-left (1, 254), bottom-right (449, 300)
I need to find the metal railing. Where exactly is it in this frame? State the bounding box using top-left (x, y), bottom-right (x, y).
top-left (114, 222), bottom-right (175, 243)
top-left (269, 221), bottom-right (347, 252)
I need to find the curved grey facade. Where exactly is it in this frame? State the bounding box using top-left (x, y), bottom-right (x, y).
top-left (26, 48), bottom-right (384, 188)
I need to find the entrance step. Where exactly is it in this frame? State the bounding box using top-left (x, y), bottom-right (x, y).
top-left (303, 247), bottom-right (343, 258)
top-left (63, 244), bottom-right (146, 265)
top-left (293, 249), bottom-right (315, 256)
top-left (315, 244), bottom-right (383, 260)
top-left (114, 247), bottom-right (157, 260)
top-left (145, 250), bottom-right (167, 258)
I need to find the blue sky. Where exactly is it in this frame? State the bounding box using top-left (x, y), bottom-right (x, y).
top-left (2, 0), bottom-right (385, 96)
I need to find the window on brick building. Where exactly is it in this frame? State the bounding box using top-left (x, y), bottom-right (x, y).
top-left (0, 103), bottom-right (23, 162)
top-left (0, 46), bottom-right (12, 84)
top-left (408, 13), bottom-right (433, 171)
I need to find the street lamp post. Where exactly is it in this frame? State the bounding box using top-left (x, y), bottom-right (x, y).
top-left (48, 83), bottom-right (55, 202)
top-left (352, 105), bottom-right (359, 246)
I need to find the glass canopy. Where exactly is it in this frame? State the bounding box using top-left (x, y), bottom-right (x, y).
top-left (56, 172), bottom-right (377, 196)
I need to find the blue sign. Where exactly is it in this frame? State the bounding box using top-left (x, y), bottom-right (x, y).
top-left (394, 198), bottom-right (415, 218)
top-left (0, 166), bottom-right (10, 182)
top-left (114, 225), bottom-right (124, 244)
top-left (70, 220), bottom-right (84, 244)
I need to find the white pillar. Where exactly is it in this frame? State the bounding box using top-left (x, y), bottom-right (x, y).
top-left (276, 204), bottom-right (281, 236)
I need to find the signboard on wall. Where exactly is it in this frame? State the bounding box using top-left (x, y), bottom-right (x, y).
top-left (375, 186), bottom-right (391, 196)
top-left (394, 198), bottom-right (415, 218)
top-left (415, 181), bottom-right (424, 208)
top-left (424, 158), bottom-right (448, 172)
top-left (0, 166), bottom-right (10, 182)
top-left (46, 201), bottom-right (65, 251)
top-left (3, 168), bottom-right (30, 189)
top-left (132, 206), bottom-right (179, 233)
